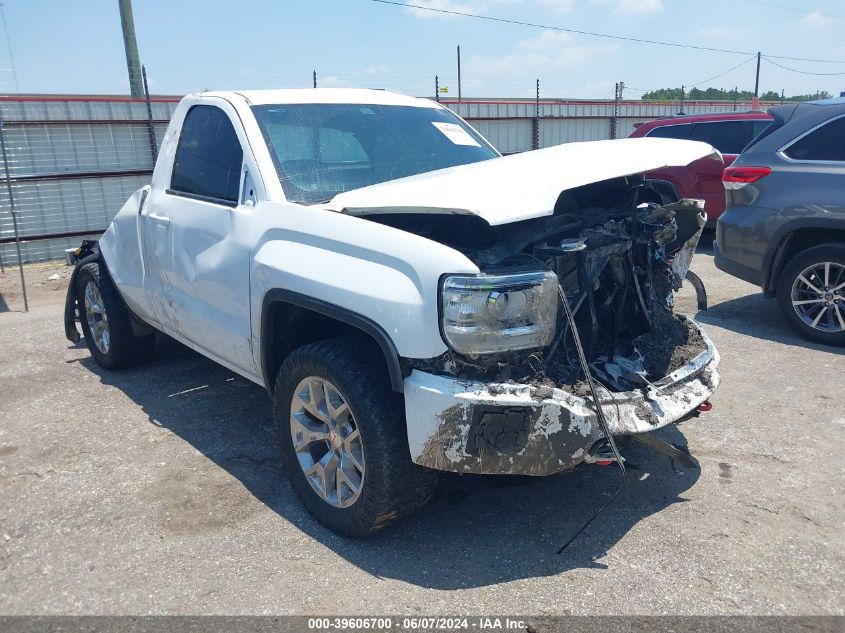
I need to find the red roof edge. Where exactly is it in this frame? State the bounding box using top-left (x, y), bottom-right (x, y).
top-left (0, 94), bottom-right (181, 103)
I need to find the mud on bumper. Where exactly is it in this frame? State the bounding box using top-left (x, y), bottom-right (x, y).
top-left (403, 318), bottom-right (720, 476)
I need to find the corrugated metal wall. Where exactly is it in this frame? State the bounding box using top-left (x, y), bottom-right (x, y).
top-left (0, 95), bottom-right (758, 263)
top-left (471, 119), bottom-right (534, 154)
top-left (447, 99), bottom-right (755, 151)
top-left (0, 97), bottom-right (178, 264)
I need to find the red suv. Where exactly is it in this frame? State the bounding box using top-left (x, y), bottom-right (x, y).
top-left (629, 112), bottom-right (772, 224)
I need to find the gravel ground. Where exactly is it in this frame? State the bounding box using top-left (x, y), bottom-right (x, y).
top-left (0, 243), bottom-right (843, 616)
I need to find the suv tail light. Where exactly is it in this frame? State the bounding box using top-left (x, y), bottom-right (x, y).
top-left (722, 166), bottom-right (772, 190)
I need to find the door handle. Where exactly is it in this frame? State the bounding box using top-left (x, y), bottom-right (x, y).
top-left (149, 212), bottom-right (170, 224)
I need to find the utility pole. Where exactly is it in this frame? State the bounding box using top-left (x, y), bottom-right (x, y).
top-left (457, 45), bottom-right (462, 102)
top-left (781, 88), bottom-right (785, 104)
top-left (752, 51), bottom-right (762, 110)
top-left (679, 84), bottom-right (685, 115)
top-left (733, 86), bottom-right (738, 111)
top-left (117, 0), bottom-right (144, 98)
top-left (313, 70), bottom-right (317, 88)
top-left (435, 75), bottom-right (439, 102)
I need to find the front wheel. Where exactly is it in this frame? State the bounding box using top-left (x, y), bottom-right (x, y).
top-left (272, 336), bottom-right (438, 536)
top-left (776, 243), bottom-right (845, 346)
top-left (76, 262), bottom-right (155, 369)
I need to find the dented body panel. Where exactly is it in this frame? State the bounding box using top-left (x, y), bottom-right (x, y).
top-left (404, 319), bottom-right (720, 475)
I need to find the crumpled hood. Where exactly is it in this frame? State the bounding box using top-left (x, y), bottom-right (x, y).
top-left (324, 137), bottom-right (721, 226)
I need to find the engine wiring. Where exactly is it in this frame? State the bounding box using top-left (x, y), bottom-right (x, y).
top-left (554, 281), bottom-right (627, 555)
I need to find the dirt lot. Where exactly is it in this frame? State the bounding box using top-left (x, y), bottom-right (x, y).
top-left (0, 242), bottom-right (843, 616)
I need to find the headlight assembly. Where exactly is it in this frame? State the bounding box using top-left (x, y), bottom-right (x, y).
top-left (441, 271), bottom-right (558, 355)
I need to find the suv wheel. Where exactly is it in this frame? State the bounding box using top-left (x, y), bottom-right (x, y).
top-left (77, 262), bottom-right (155, 369)
top-left (272, 336), bottom-right (438, 536)
top-left (776, 243), bottom-right (845, 346)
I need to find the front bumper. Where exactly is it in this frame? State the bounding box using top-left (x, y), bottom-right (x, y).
top-left (403, 318), bottom-right (720, 476)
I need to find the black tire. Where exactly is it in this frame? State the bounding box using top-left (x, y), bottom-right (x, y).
top-left (776, 243), bottom-right (845, 346)
top-left (76, 262), bottom-right (155, 369)
top-left (272, 336), bottom-right (438, 536)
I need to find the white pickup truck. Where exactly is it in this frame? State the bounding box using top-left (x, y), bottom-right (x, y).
top-left (65, 89), bottom-right (721, 535)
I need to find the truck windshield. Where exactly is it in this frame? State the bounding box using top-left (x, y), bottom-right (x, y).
top-left (252, 104), bottom-right (498, 204)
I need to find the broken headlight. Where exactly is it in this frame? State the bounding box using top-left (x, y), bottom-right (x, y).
top-left (441, 271), bottom-right (558, 355)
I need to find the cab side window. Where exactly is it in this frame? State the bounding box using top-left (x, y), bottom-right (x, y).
top-left (646, 124), bottom-right (691, 140)
top-left (170, 105), bottom-right (244, 204)
top-left (688, 120), bottom-right (756, 154)
top-left (783, 115), bottom-right (845, 162)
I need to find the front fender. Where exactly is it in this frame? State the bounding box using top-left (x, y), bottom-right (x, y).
top-left (98, 186), bottom-right (156, 324)
top-left (248, 202), bottom-right (479, 377)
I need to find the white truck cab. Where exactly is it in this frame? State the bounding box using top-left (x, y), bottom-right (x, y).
top-left (66, 89), bottom-right (721, 535)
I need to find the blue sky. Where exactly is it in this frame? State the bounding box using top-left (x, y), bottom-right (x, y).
top-left (1, 0), bottom-right (843, 99)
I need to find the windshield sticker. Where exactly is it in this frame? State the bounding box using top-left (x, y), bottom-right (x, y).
top-left (431, 121), bottom-right (481, 147)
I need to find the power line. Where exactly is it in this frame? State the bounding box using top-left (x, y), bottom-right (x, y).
top-left (763, 56), bottom-right (845, 76)
top-left (366, 0), bottom-right (845, 64)
top-left (689, 55), bottom-right (758, 88)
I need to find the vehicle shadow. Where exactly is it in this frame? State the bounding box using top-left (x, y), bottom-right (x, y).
top-left (696, 292), bottom-right (845, 354)
top-left (696, 229), bottom-right (715, 255)
top-left (79, 335), bottom-right (701, 590)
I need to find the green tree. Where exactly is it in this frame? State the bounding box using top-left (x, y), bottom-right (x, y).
top-left (640, 87), bottom-right (834, 102)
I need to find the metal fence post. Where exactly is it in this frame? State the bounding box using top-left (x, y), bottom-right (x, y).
top-left (533, 78), bottom-right (540, 150)
top-left (142, 65), bottom-right (157, 164)
top-left (610, 82), bottom-right (619, 139)
top-left (0, 115), bottom-right (28, 311)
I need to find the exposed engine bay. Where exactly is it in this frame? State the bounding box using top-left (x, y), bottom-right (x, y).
top-left (367, 175), bottom-right (708, 394)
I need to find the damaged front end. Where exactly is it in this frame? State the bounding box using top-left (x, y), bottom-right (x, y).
top-left (390, 177), bottom-right (719, 475)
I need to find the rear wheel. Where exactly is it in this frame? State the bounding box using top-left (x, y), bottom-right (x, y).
top-left (272, 336), bottom-right (438, 535)
top-left (776, 243), bottom-right (845, 346)
top-left (76, 262), bottom-right (155, 369)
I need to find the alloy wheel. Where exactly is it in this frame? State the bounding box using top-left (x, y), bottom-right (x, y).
top-left (791, 261), bottom-right (845, 333)
top-left (84, 281), bottom-right (111, 354)
top-left (290, 376), bottom-right (365, 508)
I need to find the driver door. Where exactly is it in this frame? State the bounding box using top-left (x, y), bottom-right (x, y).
top-left (142, 101), bottom-right (256, 377)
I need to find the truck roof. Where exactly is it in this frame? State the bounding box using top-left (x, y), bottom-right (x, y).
top-left (198, 88), bottom-right (443, 109)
